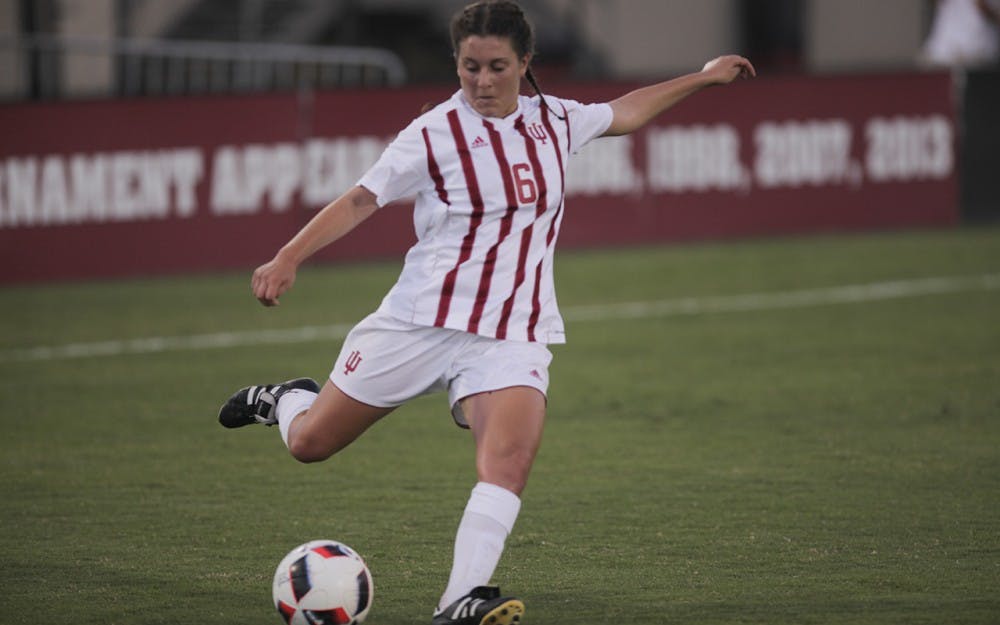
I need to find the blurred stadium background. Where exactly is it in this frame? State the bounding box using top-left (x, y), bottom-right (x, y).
top-left (0, 0), bottom-right (981, 93)
top-left (1, 0), bottom-right (998, 285)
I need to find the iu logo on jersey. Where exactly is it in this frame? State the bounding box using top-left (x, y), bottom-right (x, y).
top-left (344, 350), bottom-right (363, 375)
top-left (527, 122), bottom-right (548, 145)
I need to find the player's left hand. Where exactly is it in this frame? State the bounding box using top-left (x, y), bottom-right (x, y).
top-left (701, 55), bottom-right (756, 84)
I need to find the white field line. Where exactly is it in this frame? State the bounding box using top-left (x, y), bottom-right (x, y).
top-left (562, 273), bottom-right (1000, 322)
top-left (2, 323), bottom-right (355, 364)
top-left (3, 273), bottom-right (998, 364)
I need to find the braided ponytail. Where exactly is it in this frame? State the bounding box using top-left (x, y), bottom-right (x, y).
top-left (525, 67), bottom-right (566, 121)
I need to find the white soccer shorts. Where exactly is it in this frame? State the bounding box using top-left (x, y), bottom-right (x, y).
top-left (330, 311), bottom-right (552, 427)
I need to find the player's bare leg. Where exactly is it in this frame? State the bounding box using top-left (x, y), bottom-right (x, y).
top-left (218, 378), bottom-right (392, 463)
top-left (433, 386), bottom-right (543, 624)
top-left (463, 385), bottom-right (545, 495)
top-left (284, 380), bottom-right (394, 463)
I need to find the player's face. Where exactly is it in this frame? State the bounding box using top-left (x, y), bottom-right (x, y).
top-left (456, 35), bottom-right (529, 119)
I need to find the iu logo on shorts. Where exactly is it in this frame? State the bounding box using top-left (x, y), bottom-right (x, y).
top-left (344, 350), bottom-right (363, 375)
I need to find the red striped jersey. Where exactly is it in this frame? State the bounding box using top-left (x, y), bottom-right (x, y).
top-left (358, 90), bottom-right (613, 344)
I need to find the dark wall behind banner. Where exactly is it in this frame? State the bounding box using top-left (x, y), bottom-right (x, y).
top-left (0, 73), bottom-right (958, 284)
top-left (960, 70), bottom-right (1000, 223)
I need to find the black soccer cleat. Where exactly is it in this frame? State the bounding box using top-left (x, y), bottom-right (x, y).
top-left (432, 586), bottom-right (524, 625)
top-left (217, 378), bottom-right (320, 428)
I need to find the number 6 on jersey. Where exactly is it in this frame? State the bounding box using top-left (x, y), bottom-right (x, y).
top-left (511, 163), bottom-right (537, 204)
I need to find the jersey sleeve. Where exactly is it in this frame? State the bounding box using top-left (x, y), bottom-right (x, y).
top-left (556, 98), bottom-right (614, 154)
top-left (357, 120), bottom-right (430, 207)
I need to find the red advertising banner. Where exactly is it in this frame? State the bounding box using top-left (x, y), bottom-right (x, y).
top-left (0, 73), bottom-right (957, 283)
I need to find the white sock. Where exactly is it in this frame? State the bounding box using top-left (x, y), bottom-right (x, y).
top-left (275, 389), bottom-right (317, 447)
top-left (438, 482), bottom-right (522, 610)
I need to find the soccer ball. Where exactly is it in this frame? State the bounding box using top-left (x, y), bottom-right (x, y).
top-left (272, 540), bottom-right (374, 625)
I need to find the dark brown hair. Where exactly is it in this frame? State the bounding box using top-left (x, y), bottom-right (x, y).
top-left (449, 0), bottom-right (565, 120)
top-left (450, 0), bottom-right (536, 59)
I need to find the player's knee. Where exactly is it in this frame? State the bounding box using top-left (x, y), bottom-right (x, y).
top-left (288, 433), bottom-right (339, 464)
top-left (478, 446), bottom-right (535, 494)
top-left (288, 440), bottom-right (328, 464)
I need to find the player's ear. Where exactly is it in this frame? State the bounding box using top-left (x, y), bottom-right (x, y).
top-left (520, 53), bottom-right (532, 76)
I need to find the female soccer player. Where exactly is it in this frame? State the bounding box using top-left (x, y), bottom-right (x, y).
top-left (219, 2), bottom-right (754, 623)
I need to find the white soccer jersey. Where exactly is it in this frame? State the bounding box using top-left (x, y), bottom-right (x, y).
top-left (358, 90), bottom-right (613, 344)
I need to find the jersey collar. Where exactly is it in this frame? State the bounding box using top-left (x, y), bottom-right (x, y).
top-left (453, 90), bottom-right (525, 127)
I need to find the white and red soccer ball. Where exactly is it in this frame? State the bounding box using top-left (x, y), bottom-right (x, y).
top-left (272, 540), bottom-right (374, 625)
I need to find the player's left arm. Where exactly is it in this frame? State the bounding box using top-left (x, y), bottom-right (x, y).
top-left (603, 55), bottom-right (755, 137)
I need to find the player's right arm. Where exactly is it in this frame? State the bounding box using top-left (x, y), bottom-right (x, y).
top-left (252, 185), bottom-right (379, 307)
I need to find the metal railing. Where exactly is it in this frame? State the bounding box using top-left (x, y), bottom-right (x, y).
top-left (0, 34), bottom-right (408, 100)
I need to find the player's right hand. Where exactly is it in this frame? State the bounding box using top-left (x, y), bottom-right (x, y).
top-left (252, 255), bottom-right (297, 307)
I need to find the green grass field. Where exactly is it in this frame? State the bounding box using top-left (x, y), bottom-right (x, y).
top-left (2, 227), bottom-right (998, 624)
